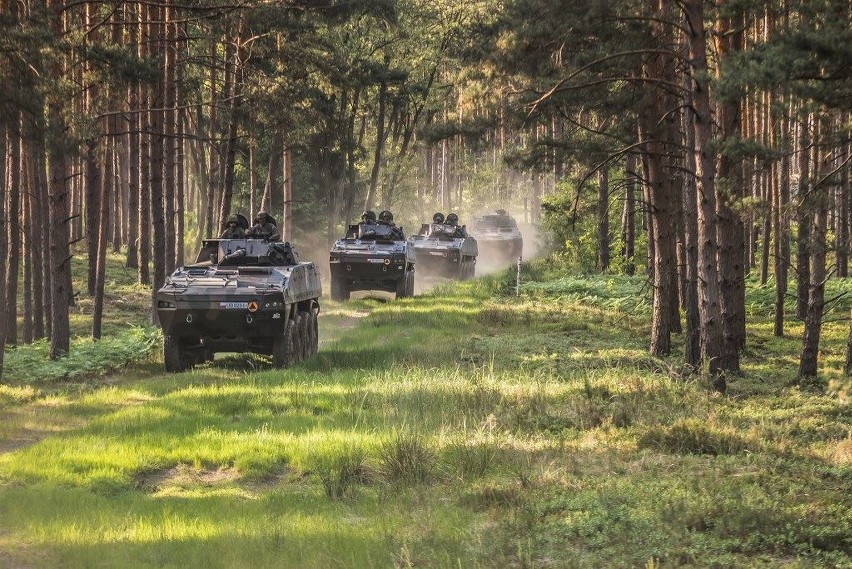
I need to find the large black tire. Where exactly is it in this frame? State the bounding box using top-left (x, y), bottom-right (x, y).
top-left (272, 315), bottom-right (299, 368)
top-left (395, 270), bottom-right (411, 299)
top-left (310, 308), bottom-right (319, 356)
top-left (298, 311), bottom-right (312, 361)
top-left (290, 312), bottom-right (304, 363)
top-left (164, 335), bottom-right (188, 372)
top-left (330, 278), bottom-right (350, 301)
top-left (406, 269), bottom-right (415, 296)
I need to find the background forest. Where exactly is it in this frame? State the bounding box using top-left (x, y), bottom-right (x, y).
top-left (0, 0), bottom-right (851, 388)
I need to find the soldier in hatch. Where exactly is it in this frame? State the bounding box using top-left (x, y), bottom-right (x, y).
top-left (445, 212), bottom-right (467, 237)
top-left (361, 210), bottom-right (377, 225)
top-left (246, 211), bottom-right (281, 241)
top-left (219, 215), bottom-right (245, 239)
top-left (378, 210), bottom-right (404, 239)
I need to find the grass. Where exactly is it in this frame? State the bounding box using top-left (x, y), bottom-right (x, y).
top-left (0, 255), bottom-right (851, 567)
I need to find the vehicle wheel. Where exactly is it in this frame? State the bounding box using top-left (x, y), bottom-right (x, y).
top-left (311, 307), bottom-right (319, 355)
top-left (298, 311), bottom-right (312, 360)
top-left (331, 278), bottom-right (350, 301)
top-left (395, 274), bottom-right (409, 299)
top-left (272, 315), bottom-right (298, 368)
top-left (406, 270), bottom-right (415, 297)
top-left (163, 334), bottom-right (188, 372)
top-left (290, 312), bottom-right (304, 363)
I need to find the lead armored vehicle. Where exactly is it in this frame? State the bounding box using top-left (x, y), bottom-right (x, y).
top-left (329, 210), bottom-right (415, 301)
top-left (407, 212), bottom-right (478, 280)
top-left (471, 209), bottom-right (523, 267)
top-left (155, 234), bottom-right (322, 372)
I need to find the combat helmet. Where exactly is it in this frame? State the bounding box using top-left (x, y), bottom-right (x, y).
top-left (446, 213), bottom-right (459, 225)
top-left (432, 212), bottom-right (445, 224)
top-left (378, 210), bottom-right (394, 223)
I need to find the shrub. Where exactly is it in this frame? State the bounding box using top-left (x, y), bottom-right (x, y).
top-left (313, 446), bottom-right (371, 500)
top-left (379, 431), bottom-right (433, 484)
top-left (638, 418), bottom-right (754, 455)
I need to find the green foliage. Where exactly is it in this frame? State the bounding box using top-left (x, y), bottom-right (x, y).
top-left (2, 327), bottom-right (158, 385)
top-left (1, 254), bottom-right (851, 567)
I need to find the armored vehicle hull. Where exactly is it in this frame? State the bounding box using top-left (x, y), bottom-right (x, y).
top-left (329, 223), bottom-right (415, 300)
top-left (408, 224), bottom-right (478, 281)
top-left (471, 211), bottom-right (523, 267)
top-left (156, 239), bottom-right (322, 372)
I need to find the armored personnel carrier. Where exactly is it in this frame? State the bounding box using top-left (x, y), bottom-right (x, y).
top-left (407, 213), bottom-right (478, 280)
top-left (471, 209), bottom-right (523, 267)
top-left (155, 236), bottom-right (322, 372)
top-left (328, 210), bottom-right (415, 301)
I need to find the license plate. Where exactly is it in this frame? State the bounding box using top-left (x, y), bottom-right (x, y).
top-left (429, 252), bottom-right (445, 256)
top-left (220, 302), bottom-right (248, 309)
top-left (367, 258), bottom-right (386, 263)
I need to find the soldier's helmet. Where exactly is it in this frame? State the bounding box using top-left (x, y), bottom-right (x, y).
top-left (255, 211), bottom-right (270, 224)
top-left (378, 210), bottom-right (394, 223)
top-left (446, 213), bottom-right (459, 225)
top-left (361, 210), bottom-right (377, 223)
top-left (227, 214), bottom-right (240, 225)
top-left (432, 212), bottom-right (445, 224)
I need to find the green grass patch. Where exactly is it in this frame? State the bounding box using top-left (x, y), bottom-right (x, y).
top-left (0, 258), bottom-right (851, 567)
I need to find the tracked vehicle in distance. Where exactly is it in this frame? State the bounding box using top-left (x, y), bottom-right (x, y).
top-left (328, 211), bottom-right (415, 301)
top-left (407, 213), bottom-right (478, 281)
top-left (471, 209), bottom-right (523, 267)
top-left (155, 235), bottom-right (322, 372)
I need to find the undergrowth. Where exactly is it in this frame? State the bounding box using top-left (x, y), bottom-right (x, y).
top-left (2, 327), bottom-right (159, 385)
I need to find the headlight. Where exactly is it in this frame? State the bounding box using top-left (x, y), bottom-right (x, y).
top-left (158, 300), bottom-right (175, 308)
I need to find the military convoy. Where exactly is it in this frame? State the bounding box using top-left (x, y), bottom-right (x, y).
top-left (470, 209), bottom-right (523, 267)
top-left (407, 212), bottom-right (478, 280)
top-left (328, 210), bottom-right (415, 300)
top-left (155, 208), bottom-right (494, 371)
top-left (155, 226), bottom-right (322, 372)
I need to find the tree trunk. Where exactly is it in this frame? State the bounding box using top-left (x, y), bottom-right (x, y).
top-left (137, 4), bottom-right (151, 285)
top-left (684, 0), bottom-right (725, 387)
top-left (799, 116), bottom-right (828, 378)
top-left (837, 114), bottom-right (849, 277)
top-left (0, 122), bottom-right (7, 379)
top-left (5, 119), bottom-right (21, 345)
top-left (623, 153), bottom-right (636, 275)
top-left (46, 5), bottom-right (72, 359)
top-left (26, 137), bottom-right (45, 340)
top-left (22, 151), bottom-right (33, 344)
top-left (125, 4), bottom-right (140, 271)
top-left (261, 131), bottom-right (283, 214)
top-left (282, 147), bottom-right (292, 241)
top-left (682, 79), bottom-right (701, 369)
top-left (150, 4), bottom-right (166, 293)
top-left (774, 103), bottom-right (791, 337)
top-left (216, 22), bottom-right (245, 230)
top-left (796, 114), bottom-right (811, 319)
top-left (163, 3), bottom-right (177, 275)
top-left (92, 134), bottom-right (112, 339)
top-left (364, 78), bottom-right (388, 213)
top-left (598, 168), bottom-right (610, 271)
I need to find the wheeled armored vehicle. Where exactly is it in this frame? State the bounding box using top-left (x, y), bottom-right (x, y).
top-left (155, 236), bottom-right (322, 372)
top-left (471, 209), bottom-right (523, 266)
top-left (329, 220), bottom-right (415, 300)
top-left (407, 215), bottom-right (478, 280)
